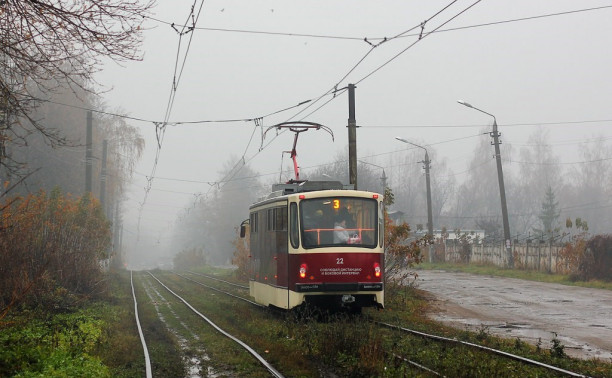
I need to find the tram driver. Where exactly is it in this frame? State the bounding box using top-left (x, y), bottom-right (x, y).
top-left (334, 209), bottom-right (361, 244)
top-left (333, 215), bottom-right (350, 244)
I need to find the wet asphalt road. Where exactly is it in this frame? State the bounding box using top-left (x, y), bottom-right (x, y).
top-left (415, 270), bottom-right (612, 361)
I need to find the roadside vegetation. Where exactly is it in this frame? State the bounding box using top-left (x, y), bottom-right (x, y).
top-left (142, 267), bottom-right (612, 377)
top-left (2, 188), bottom-right (609, 376)
top-left (0, 191), bottom-right (151, 377)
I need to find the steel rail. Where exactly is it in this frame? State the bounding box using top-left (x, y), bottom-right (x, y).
top-left (176, 272), bottom-right (262, 308)
top-left (375, 321), bottom-right (588, 377)
top-left (185, 270), bottom-right (250, 290)
top-left (178, 272), bottom-right (443, 375)
top-left (177, 272), bottom-right (586, 376)
top-left (392, 353), bottom-right (444, 377)
top-left (147, 272), bottom-right (284, 378)
top-left (130, 270), bottom-right (152, 378)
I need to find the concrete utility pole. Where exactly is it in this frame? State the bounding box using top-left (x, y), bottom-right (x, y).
top-left (423, 150), bottom-right (434, 245)
top-left (348, 84), bottom-right (358, 190)
top-left (457, 101), bottom-right (513, 268)
top-left (357, 160), bottom-right (386, 194)
top-left (85, 110), bottom-right (93, 194)
top-left (380, 169), bottom-right (387, 194)
top-left (395, 137), bottom-right (434, 262)
top-left (100, 139), bottom-right (108, 210)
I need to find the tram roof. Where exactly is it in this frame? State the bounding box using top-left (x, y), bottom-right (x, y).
top-left (271, 180), bottom-right (350, 194)
top-left (251, 180), bottom-right (381, 208)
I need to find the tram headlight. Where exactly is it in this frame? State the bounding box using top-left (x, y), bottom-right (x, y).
top-left (299, 263), bottom-right (308, 279)
top-left (373, 262), bottom-right (381, 278)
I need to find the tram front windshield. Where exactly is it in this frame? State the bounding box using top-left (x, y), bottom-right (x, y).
top-left (300, 197), bottom-right (377, 248)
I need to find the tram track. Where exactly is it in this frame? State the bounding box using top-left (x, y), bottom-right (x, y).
top-left (130, 270), bottom-right (152, 378)
top-left (375, 321), bottom-right (587, 378)
top-left (177, 271), bottom-right (446, 376)
top-left (143, 271), bottom-right (285, 378)
top-left (139, 274), bottom-right (214, 377)
top-left (173, 269), bottom-right (592, 377)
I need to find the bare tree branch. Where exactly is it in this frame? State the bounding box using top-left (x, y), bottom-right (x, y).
top-left (0, 0), bottom-right (154, 175)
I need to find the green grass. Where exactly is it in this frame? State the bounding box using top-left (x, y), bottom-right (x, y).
top-left (418, 261), bottom-right (612, 290)
top-left (154, 269), bottom-right (612, 377)
top-left (8, 267), bottom-right (606, 377)
top-left (0, 303), bottom-right (115, 377)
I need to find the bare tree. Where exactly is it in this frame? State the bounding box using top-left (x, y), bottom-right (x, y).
top-left (565, 135), bottom-right (611, 234)
top-left (513, 128), bottom-right (562, 236)
top-left (0, 0), bottom-right (153, 174)
top-left (451, 130), bottom-right (506, 236)
top-left (172, 156), bottom-right (265, 265)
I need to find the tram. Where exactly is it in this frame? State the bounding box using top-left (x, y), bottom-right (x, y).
top-left (242, 180), bottom-right (385, 311)
top-left (240, 121), bottom-right (384, 311)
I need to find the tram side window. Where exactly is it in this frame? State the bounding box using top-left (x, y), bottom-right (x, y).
top-left (290, 203), bottom-right (299, 249)
top-left (277, 207), bottom-right (287, 231)
top-left (266, 207), bottom-right (287, 231)
top-left (250, 212), bottom-right (258, 233)
top-left (379, 202), bottom-right (384, 248)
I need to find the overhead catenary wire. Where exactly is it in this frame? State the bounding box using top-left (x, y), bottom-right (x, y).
top-left (355, 0), bottom-right (483, 86)
top-left (127, 130), bottom-right (609, 188)
top-left (137, 0), bottom-right (207, 239)
top-left (142, 5), bottom-right (612, 43)
top-left (39, 97), bottom-right (612, 129)
top-left (212, 0), bottom-right (470, 191)
top-left (285, 0), bottom-right (464, 123)
top-left (117, 2), bottom-right (612, 239)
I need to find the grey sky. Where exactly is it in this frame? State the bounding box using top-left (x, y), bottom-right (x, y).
top-left (97, 1), bottom-right (612, 265)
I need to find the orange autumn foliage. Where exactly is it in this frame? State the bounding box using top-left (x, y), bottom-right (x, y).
top-left (0, 189), bottom-right (111, 317)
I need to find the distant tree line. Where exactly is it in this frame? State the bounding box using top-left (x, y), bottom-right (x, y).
top-left (174, 129), bottom-right (610, 280)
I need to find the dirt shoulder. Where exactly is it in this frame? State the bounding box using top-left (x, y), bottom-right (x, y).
top-left (415, 270), bottom-right (612, 361)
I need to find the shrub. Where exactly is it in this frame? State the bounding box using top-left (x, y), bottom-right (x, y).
top-left (0, 189), bottom-right (111, 317)
top-left (0, 308), bottom-right (109, 377)
top-left (231, 226), bottom-right (250, 281)
top-left (173, 247), bottom-right (207, 270)
top-left (384, 215), bottom-right (426, 301)
top-left (573, 235), bottom-right (612, 282)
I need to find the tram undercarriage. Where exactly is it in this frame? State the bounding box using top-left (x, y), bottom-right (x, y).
top-left (250, 280), bottom-right (384, 311)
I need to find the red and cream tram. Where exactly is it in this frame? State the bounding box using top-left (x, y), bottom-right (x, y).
top-left (243, 181), bottom-right (384, 311)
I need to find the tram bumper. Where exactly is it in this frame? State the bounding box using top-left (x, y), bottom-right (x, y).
top-left (295, 282), bottom-right (383, 292)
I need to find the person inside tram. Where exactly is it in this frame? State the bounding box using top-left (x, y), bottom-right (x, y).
top-left (303, 209), bottom-right (324, 245)
top-left (334, 208), bottom-right (362, 244)
top-left (333, 215), bottom-right (350, 244)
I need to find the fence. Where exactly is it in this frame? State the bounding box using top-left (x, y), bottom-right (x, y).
top-left (437, 241), bottom-right (565, 273)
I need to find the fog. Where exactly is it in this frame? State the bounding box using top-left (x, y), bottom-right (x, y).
top-left (95, 1), bottom-right (612, 268)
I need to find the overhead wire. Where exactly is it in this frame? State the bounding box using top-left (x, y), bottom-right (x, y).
top-left (355, 0), bottom-right (483, 86)
top-left (142, 5), bottom-right (612, 42)
top-left (128, 2), bottom-right (612, 236)
top-left (40, 97), bottom-right (612, 129)
top-left (211, 0), bottom-right (468, 191)
top-left (137, 0), bottom-right (206, 239)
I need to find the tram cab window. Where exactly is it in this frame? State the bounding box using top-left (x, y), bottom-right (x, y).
top-left (300, 197), bottom-right (377, 249)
